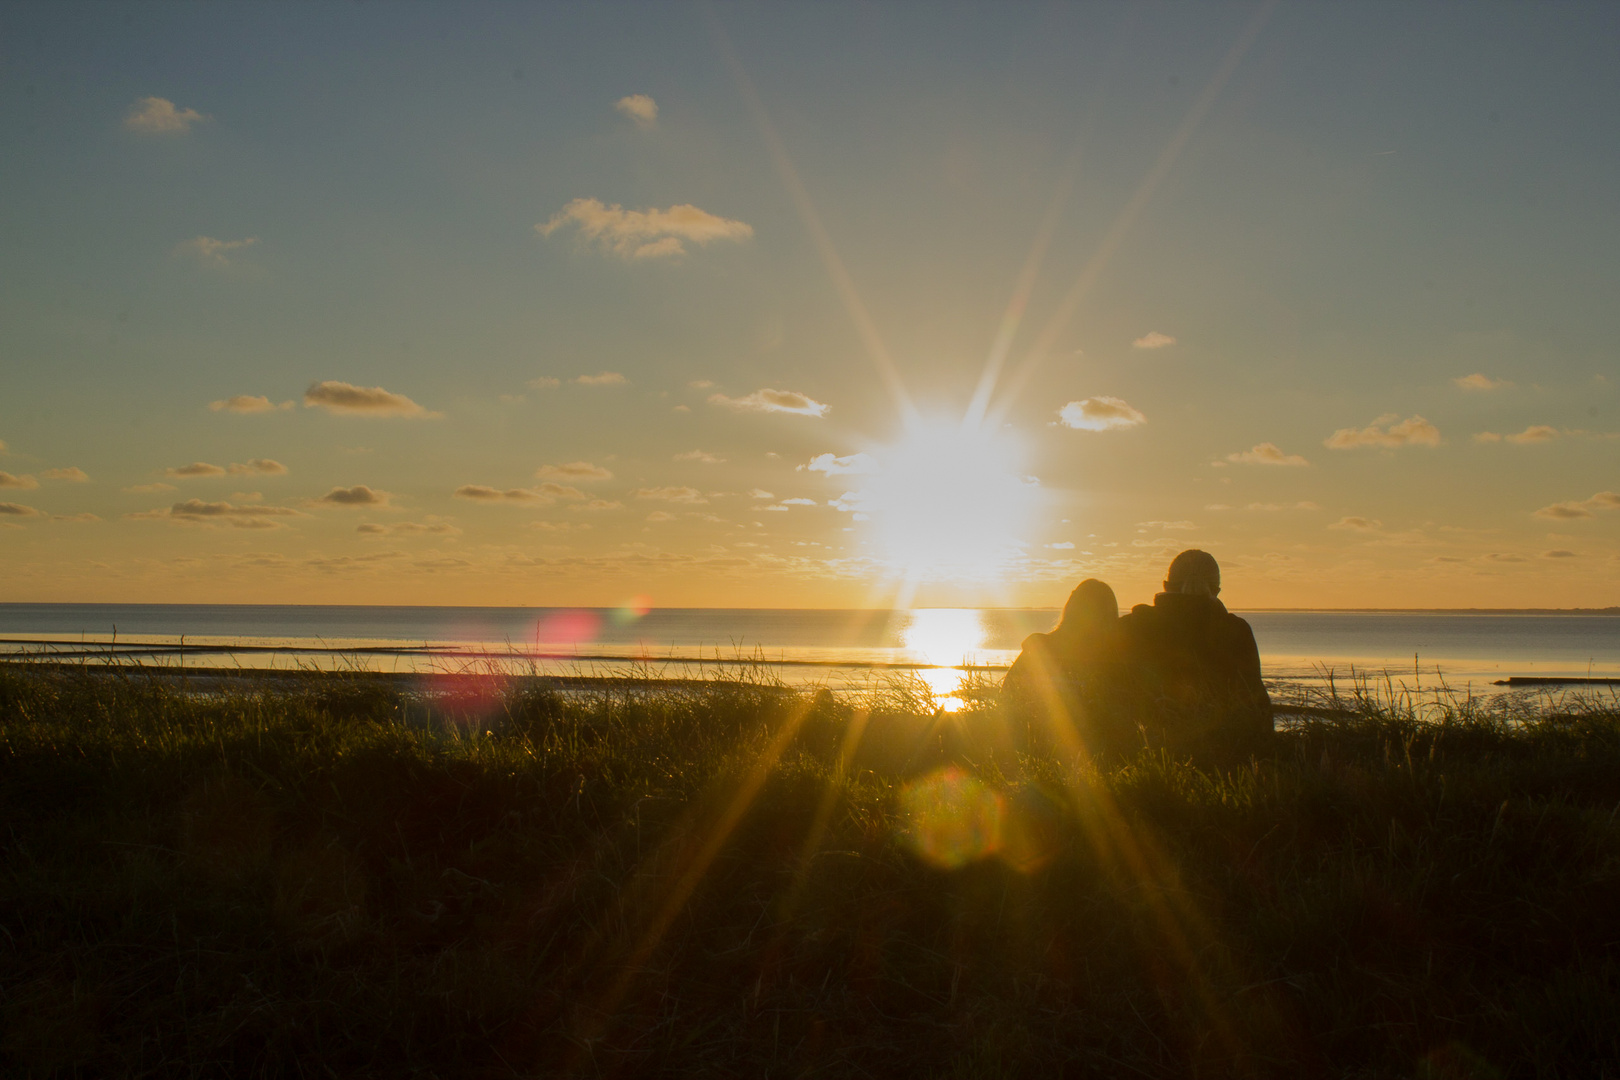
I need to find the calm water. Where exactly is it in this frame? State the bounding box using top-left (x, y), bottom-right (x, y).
top-left (2, 604), bottom-right (1617, 689)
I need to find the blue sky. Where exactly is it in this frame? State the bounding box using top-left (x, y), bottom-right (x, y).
top-left (1, 2), bottom-right (1616, 607)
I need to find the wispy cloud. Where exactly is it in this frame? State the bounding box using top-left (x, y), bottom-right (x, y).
top-left (358, 519), bottom-right (460, 537)
top-left (229, 459), bottom-right (287, 475)
top-left (802, 452), bottom-right (876, 475)
top-left (209, 394), bottom-right (294, 413)
top-left (0, 471), bottom-right (38, 490)
top-left (40, 467), bottom-right (89, 482)
top-left (1329, 516), bottom-right (1383, 531)
top-left (615, 93), bottom-right (658, 129)
top-left (709, 389), bottom-right (829, 417)
top-left (164, 462), bottom-right (226, 478)
top-left (1132, 331), bottom-right (1176, 350)
top-left (130, 499), bottom-right (302, 529)
top-left (646, 510), bottom-right (677, 523)
top-left (51, 513), bottom-right (101, 524)
top-left (535, 461), bottom-right (612, 481)
top-left (317, 485), bottom-right (390, 507)
top-left (634, 486), bottom-right (707, 504)
top-left (1454, 373), bottom-right (1511, 391)
top-left (0, 502), bottom-right (39, 516)
top-left (124, 482), bottom-right (176, 494)
top-left (1475, 425), bottom-right (1559, 445)
top-left (538, 198), bottom-right (753, 259)
top-left (304, 381), bottom-right (435, 417)
top-left (1534, 491), bottom-right (1620, 520)
top-left (174, 236), bottom-right (256, 267)
top-left (125, 96), bottom-right (205, 134)
top-left (574, 372), bottom-right (626, 386)
top-left (1542, 549), bottom-right (1578, 559)
top-left (674, 450), bottom-right (725, 464)
top-left (1224, 442), bottom-right (1308, 466)
top-left (454, 483), bottom-right (585, 504)
top-left (1058, 397), bottom-right (1146, 431)
top-left (1325, 414), bottom-right (1440, 449)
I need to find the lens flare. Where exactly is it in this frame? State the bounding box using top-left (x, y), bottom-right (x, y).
top-left (900, 608), bottom-right (986, 711)
top-left (534, 610), bottom-right (602, 647)
top-left (613, 595), bottom-right (652, 626)
top-left (900, 766), bottom-right (1006, 869)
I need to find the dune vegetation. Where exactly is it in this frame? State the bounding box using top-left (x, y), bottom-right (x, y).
top-left (1, 659), bottom-right (1618, 1078)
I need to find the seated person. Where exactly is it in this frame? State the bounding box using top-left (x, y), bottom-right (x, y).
top-left (1114, 549), bottom-right (1272, 753)
top-left (1002, 578), bottom-right (1123, 755)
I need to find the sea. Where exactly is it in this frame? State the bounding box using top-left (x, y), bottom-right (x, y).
top-left (2, 604), bottom-right (1617, 703)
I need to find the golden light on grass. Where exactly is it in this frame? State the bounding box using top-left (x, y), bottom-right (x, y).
top-left (900, 607), bottom-right (986, 711)
top-left (900, 766), bottom-right (1006, 869)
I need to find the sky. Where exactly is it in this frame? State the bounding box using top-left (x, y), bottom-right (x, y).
top-left (1, 2), bottom-right (1617, 610)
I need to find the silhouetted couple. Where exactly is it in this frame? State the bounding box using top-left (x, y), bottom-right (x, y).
top-left (1004, 549), bottom-right (1271, 761)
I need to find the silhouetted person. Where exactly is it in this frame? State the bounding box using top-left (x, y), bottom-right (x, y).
top-left (1003, 578), bottom-right (1124, 756)
top-left (1115, 549), bottom-right (1272, 754)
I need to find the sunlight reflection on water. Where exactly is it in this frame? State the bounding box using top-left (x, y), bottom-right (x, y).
top-left (899, 609), bottom-right (988, 711)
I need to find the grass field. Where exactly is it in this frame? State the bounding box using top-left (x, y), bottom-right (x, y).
top-left (2, 660), bottom-right (1618, 1078)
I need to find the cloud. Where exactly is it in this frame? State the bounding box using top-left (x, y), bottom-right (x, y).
top-left (1138, 520), bottom-right (1196, 530)
top-left (359, 519), bottom-right (460, 537)
top-left (228, 459), bottom-right (287, 475)
top-left (674, 450), bottom-right (725, 464)
top-left (0, 471), bottom-right (38, 490)
top-left (646, 510), bottom-right (677, 523)
top-left (124, 482), bottom-right (176, 494)
top-left (174, 236), bottom-right (256, 267)
top-left (165, 462), bottom-right (226, 478)
top-left (803, 451), bottom-right (876, 475)
top-left (1048, 541), bottom-right (1075, 550)
top-left (318, 485), bottom-right (390, 507)
top-left (709, 389), bottom-right (829, 417)
top-left (538, 198), bottom-right (754, 259)
top-left (1330, 516), bottom-right (1383, 531)
top-left (1484, 553), bottom-right (1527, 563)
top-left (125, 96), bottom-right (205, 134)
top-left (1507, 425), bottom-right (1558, 444)
top-left (1454, 373), bottom-right (1511, 391)
top-left (779, 497), bottom-right (817, 506)
top-left (1242, 501), bottom-right (1320, 512)
top-left (1132, 331), bottom-right (1176, 350)
top-left (615, 93), bottom-right (658, 128)
top-left (528, 376), bottom-right (561, 390)
top-left (634, 486), bottom-right (707, 504)
top-left (1534, 491), bottom-right (1620, 520)
top-left (131, 499), bottom-right (301, 529)
top-left (1058, 397), bottom-right (1146, 431)
top-left (575, 372), bottom-right (627, 386)
top-left (688, 379), bottom-right (716, 389)
top-left (535, 461), bottom-right (612, 481)
top-left (304, 380), bottom-right (434, 417)
top-left (39, 467), bottom-right (89, 482)
top-left (209, 394), bottom-right (294, 413)
top-left (1324, 414), bottom-right (1440, 449)
top-left (1224, 442), bottom-right (1308, 466)
top-left (51, 513), bottom-right (101, 523)
top-left (455, 486), bottom-right (548, 503)
top-left (0, 502), bottom-right (39, 516)
top-left (1542, 549), bottom-right (1578, 559)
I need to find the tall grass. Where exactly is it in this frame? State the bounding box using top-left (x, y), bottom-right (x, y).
top-left (1, 659), bottom-right (1618, 1078)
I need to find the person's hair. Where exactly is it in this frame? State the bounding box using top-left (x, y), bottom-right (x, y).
top-left (1165, 549), bottom-right (1221, 596)
top-left (1055, 578), bottom-right (1118, 635)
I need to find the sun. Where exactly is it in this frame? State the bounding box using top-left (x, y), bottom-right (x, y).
top-left (846, 418), bottom-right (1037, 582)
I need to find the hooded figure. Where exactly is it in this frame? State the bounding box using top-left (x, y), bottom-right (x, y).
top-left (1114, 549), bottom-right (1272, 753)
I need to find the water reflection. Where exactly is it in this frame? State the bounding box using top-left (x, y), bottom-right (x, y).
top-left (899, 609), bottom-right (987, 712)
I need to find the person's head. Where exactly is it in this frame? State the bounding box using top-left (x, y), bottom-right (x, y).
top-left (1164, 549), bottom-right (1221, 598)
top-left (1056, 578), bottom-right (1119, 635)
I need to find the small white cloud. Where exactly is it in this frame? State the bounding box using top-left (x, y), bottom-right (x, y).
top-left (228, 459), bottom-right (287, 476)
top-left (749, 489), bottom-right (774, 500)
top-left (304, 381), bottom-right (434, 418)
top-left (1454, 373), bottom-right (1511, 391)
top-left (175, 236), bottom-right (257, 267)
top-left (1058, 397), bottom-right (1146, 432)
top-left (528, 376), bottom-right (562, 390)
top-left (1047, 541), bottom-right (1075, 550)
top-left (0, 471), bottom-right (39, 490)
top-left (674, 450), bottom-right (725, 464)
top-left (779, 497), bottom-right (817, 506)
top-left (634, 485), bottom-right (707, 504)
top-left (615, 93), bottom-right (659, 129)
top-left (209, 395), bottom-right (294, 413)
top-left (710, 389), bottom-right (829, 417)
top-left (1224, 442), bottom-right (1309, 466)
top-left (125, 96), bottom-right (205, 134)
top-left (1324, 414), bottom-right (1440, 449)
top-left (646, 510), bottom-right (676, 522)
top-left (164, 462), bottom-right (226, 478)
top-left (318, 485), bottom-right (390, 507)
top-left (41, 467), bottom-right (90, 482)
top-left (1132, 331), bottom-right (1176, 350)
top-left (1505, 425), bottom-right (1559, 445)
top-left (1534, 491), bottom-right (1620, 520)
top-left (538, 198), bottom-right (753, 260)
top-left (1329, 516), bottom-right (1383, 531)
top-left (535, 461), bottom-right (612, 481)
top-left (575, 372), bottom-right (627, 386)
top-left (802, 452), bottom-right (876, 475)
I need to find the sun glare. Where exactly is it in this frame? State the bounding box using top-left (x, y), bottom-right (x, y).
top-left (849, 419), bottom-right (1036, 581)
top-left (901, 608), bottom-right (987, 711)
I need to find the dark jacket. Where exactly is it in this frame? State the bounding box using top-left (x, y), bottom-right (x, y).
top-left (1115, 593), bottom-right (1271, 743)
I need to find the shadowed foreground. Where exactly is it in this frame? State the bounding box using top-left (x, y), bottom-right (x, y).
top-left (2, 663), bottom-right (1618, 1078)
